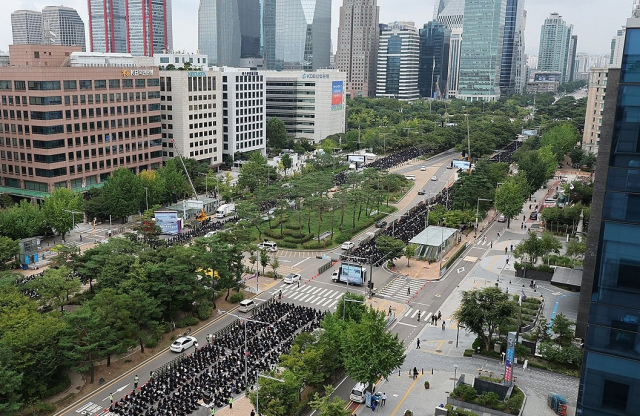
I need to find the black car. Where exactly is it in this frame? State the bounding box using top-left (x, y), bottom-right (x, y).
top-left (530, 211), bottom-right (538, 220)
top-left (418, 189), bottom-right (426, 195)
top-left (376, 220), bottom-right (387, 228)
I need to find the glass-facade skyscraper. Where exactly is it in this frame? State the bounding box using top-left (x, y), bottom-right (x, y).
top-left (537, 12), bottom-right (575, 84)
top-left (376, 21), bottom-right (420, 101)
top-left (198, 0), bottom-right (261, 67)
top-left (263, 0), bottom-right (331, 70)
top-left (457, 0), bottom-right (507, 101)
top-left (576, 18), bottom-right (640, 416)
top-left (418, 21), bottom-right (450, 99)
top-left (498, 0), bottom-right (525, 96)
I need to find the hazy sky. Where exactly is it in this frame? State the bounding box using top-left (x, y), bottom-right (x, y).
top-left (1, 0), bottom-right (633, 56)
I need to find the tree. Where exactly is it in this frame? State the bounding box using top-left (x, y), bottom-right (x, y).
top-left (281, 153), bottom-right (293, 176)
top-left (550, 313), bottom-right (575, 347)
top-left (27, 266), bottom-right (81, 312)
top-left (454, 286), bottom-right (516, 351)
top-left (0, 200), bottom-right (46, 240)
top-left (541, 123), bottom-right (579, 161)
top-left (335, 292), bottom-right (366, 322)
top-left (375, 235), bottom-right (406, 263)
top-left (266, 117), bottom-right (288, 149)
top-left (260, 249), bottom-right (269, 276)
top-left (101, 168), bottom-right (144, 221)
top-left (494, 177), bottom-right (525, 228)
top-left (60, 303), bottom-right (106, 384)
top-left (279, 333), bottom-right (331, 390)
top-left (342, 307), bottom-right (405, 391)
top-left (0, 344), bottom-right (23, 414)
top-left (404, 244), bottom-right (416, 266)
top-left (270, 255), bottom-right (280, 279)
top-left (126, 289), bottom-right (162, 353)
top-left (248, 369), bottom-right (301, 416)
top-left (308, 386), bottom-right (351, 416)
top-left (42, 187), bottom-right (84, 239)
top-left (88, 289), bottom-right (136, 367)
top-left (517, 151), bottom-right (550, 194)
top-left (565, 238), bottom-right (586, 262)
top-left (0, 236), bottom-right (19, 270)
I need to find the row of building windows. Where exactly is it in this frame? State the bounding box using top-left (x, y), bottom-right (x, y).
top-left (0, 118), bottom-right (160, 136)
top-left (1, 92), bottom-right (159, 107)
top-left (0, 135), bottom-right (161, 151)
top-left (0, 78), bottom-right (159, 92)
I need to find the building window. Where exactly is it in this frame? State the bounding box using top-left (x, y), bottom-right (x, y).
top-left (79, 80), bottom-right (92, 90)
top-left (602, 379), bottom-right (629, 411)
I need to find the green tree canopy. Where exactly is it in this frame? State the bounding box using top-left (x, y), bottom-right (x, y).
top-left (0, 236), bottom-right (19, 270)
top-left (42, 187), bottom-right (84, 239)
top-left (494, 176), bottom-right (526, 228)
top-left (375, 235), bottom-right (406, 263)
top-left (266, 117), bottom-right (288, 150)
top-left (454, 286), bottom-right (516, 351)
top-left (101, 168), bottom-right (144, 221)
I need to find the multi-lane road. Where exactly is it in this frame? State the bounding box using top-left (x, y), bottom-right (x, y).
top-left (56, 149), bottom-right (473, 416)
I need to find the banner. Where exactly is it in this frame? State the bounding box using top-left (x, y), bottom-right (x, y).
top-left (331, 81), bottom-right (344, 111)
top-left (340, 263), bottom-right (363, 285)
top-left (155, 211), bottom-right (180, 235)
top-left (504, 331), bottom-right (516, 386)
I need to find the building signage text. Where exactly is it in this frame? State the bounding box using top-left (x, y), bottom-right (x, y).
top-left (121, 69), bottom-right (154, 77)
top-left (302, 73), bottom-right (330, 79)
top-left (188, 71), bottom-right (206, 77)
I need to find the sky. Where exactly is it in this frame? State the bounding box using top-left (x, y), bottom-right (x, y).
top-left (1, 0), bottom-right (633, 56)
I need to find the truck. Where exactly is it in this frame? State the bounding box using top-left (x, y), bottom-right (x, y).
top-left (215, 203), bottom-right (235, 218)
top-left (331, 262), bottom-right (367, 286)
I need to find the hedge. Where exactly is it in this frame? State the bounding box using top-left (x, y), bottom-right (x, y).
top-left (303, 240), bottom-right (333, 249)
top-left (229, 292), bottom-right (244, 303)
top-left (284, 233), bottom-right (314, 244)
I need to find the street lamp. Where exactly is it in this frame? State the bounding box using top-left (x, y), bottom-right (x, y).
top-left (142, 187), bottom-right (149, 211)
top-left (341, 293), bottom-right (366, 320)
top-left (62, 209), bottom-right (83, 231)
top-left (218, 310), bottom-right (272, 390)
top-left (256, 371), bottom-right (285, 415)
top-left (198, 172), bottom-right (210, 196)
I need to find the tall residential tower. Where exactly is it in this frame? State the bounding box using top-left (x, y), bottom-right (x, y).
top-left (11, 10), bottom-right (43, 45)
top-left (88, 0), bottom-right (173, 56)
top-left (537, 13), bottom-right (576, 84)
top-left (335, 0), bottom-right (380, 98)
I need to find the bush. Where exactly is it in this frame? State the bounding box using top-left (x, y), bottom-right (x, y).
top-left (452, 384), bottom-right (477, 402)
top-left (177, 316), bottom-right (199, 327)
top-left (25, 401), bottom-right (56, 416)
top-left (278, 241), bottom-right (298, 249)
top-left (263, 228), bottom-right (283, 239)
top-left (506, 387), bottom-right (525, 413)
top-left (463, 349), bottom-right (474, 357)
top-left (41, 374), bottom-right (71, 398)
top-left (144, 336), bottom-right (158, 348)
top-left (196, 303), bottom-right (212, 320)
top-left (303, 240), bottom-right (332, 249)
top-left (476, 391), bottom-right (499, 407)
top-left (283, 233), bottom-right (314, 244)
top-left (334, 232), bottom-right (351, 244)
top-left (229, 292), bottom-right (244, 303)
top-left (444, 405), bottom-right (479, 416)
top-left (284, 223), bottom-right (303, 230)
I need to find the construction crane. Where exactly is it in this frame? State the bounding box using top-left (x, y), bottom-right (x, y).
top-left (171, 140), bottom-right (208, 221)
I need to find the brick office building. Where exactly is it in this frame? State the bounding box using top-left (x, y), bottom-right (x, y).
top-left (0, 45), bottom-right (163, 198)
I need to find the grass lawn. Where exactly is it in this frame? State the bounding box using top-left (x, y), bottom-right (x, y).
top-left (249, 202), bottom-right (398, 250)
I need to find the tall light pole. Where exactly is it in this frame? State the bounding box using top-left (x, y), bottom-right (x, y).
top-left (453, 364), bottom-right (458, 389)
top-left (218, 310), bottom-right (272, 389)
top-left (198, 172), bottom-right (209, 195)
top-left (62, 209), bottom-right (83, 231)
top-left (341, 293), bottom-right (366, 320)
top-left (476, 198), bottom-right (493, 237)
top-left (256, 371), bottom-right (285, 415)
top-left (143, 187), bottom-right (149, 211)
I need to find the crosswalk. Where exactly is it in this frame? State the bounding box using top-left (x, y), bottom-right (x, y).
top-left (377, 276), bottom-right (427, 302)
top-left (404, 307), bottom-right (431, 322)
top-left (268, 284), bottom-right (344, 310)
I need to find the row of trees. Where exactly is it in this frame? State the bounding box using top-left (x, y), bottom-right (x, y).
top-left (249, 295), bottom-right (405, 416)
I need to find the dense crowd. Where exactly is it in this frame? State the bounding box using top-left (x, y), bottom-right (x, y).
top-left (144, 217), bottom-right (238, 249)
top-left (351, 190), bottom-right (453, 266)
top-left (489, 139), bottom-right (520, 164)
top-left (108, 302), bottom-right (324, 416)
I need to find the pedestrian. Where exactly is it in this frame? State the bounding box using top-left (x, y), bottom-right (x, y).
top-left (210, 407), bottom-right (215, 416)
top-left (297, 280), bottom-right (300, 288)
top-left (529, 204), bottom-right (532, 210)
top-left (79, 234), bottom-right (82, 242)
top-left (523, 360), bottom-right (529, 371)
top-left (278, 290), bottom-right (282, 300)
top-left (417, 310), bottom-right (421, 322)
top-left (416, 338), bottom-right (420, 349)
top-left (134, 374), bottom-right (139, 389)
top-left (229, 397), bottom-right (233, 409)
top-left (382, 392), bottom-right (386, 406)
top-left (110, 393), bottom-right (114, 404)
top-left (510, 244), bottom-right (513, 251)
top-left (505, 247), bottom-right (508, 254)
top-left (413, 367), bottom-right (418, 379)
top-left (251, 410), bottom-right (255, 416)
top-left (442, 321), bottom-right (446, 330)
top-left (523, 214), bottom-right (526, 221)
top-left (490, 241), bottom-right (493, 248)
top-left (437, 310), bottom-right (442, 321)
top-left (407, 287), bottom-right (411, 296)
top-left (388, 306), bottom-right (392, 316)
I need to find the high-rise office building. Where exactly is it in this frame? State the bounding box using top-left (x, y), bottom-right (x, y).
top-left (537, 12), bottom-right (575, 84)
top-left (11, 10), bottom-right (43, 45)
top-left (198, 0), bottom-right (261, 67)
top-left (499, 0), bottom-right (526, 96)
top-left (42, 6), bottom-right (86, 51)
top-left (457, 0), bottom-right (507, 101)
top-left (263, 0), bottom-right (331, 70)
top-left (446, 28), bottom-right (462, 98)
top-left (376, 21), bottom-right (420, 101)
top-left (433, 0), bottom-right (464, 29)
top-left (581, 68), bottom-right (608, 156)
top-left (335, 0), bottom-right (380, 98)
top-left (418, 21), bottom-right (450, 99)
top-left (88, 0), bottom-right (172, 56)
top-left (576, 17), bottom-right (640, 415)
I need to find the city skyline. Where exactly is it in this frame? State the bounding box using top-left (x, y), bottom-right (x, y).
top-left (1, 0), bottom-right (631, 57)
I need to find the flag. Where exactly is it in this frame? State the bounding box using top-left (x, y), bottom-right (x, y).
top-left (519, 290), bottom-right (527, 306)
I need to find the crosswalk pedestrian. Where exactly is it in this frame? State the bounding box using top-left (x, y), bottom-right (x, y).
top-left (270, 285), bottom-right (343, 310)
top-left (377, 277), bottom-right (426, 301)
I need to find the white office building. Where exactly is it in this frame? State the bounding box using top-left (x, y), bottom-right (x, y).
top-left (11, 10), bottom-right (43, 45)
top-left (159, 69), bottom-right (223, 167)
top-left (155, 52), bottom-right (208, 69)
top-left (376, 22), bottom-right (420, 101)
top-left (219, 68), bottom-right (267, 160)
top-left (265, 70), bottom-right (346, 143)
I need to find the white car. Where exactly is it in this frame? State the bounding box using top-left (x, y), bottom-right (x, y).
top-left (331, 269), bottom-right (340, 282)
top-left (431, 175), bottom-right (438, 181)
top-left (341, 241), bottom-right (355, 250)
top-left (170, 336), bottom-right (197, 353)
top-left (420, 166), bottom-right (426, 171)
top-left (283, 273), bottom-right (301, 284)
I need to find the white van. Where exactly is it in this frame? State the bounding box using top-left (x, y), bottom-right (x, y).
top-left (404, 175), bottom-right (416, 181)
top-left (238, 299), bottom-right (255, 313)
top-left (258, 241), bottom-right (278, 252)
top-left (349, 382), bottom-right (367, 403)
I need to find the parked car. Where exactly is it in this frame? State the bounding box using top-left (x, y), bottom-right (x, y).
top-left (331, 269), bottom-right (339, 281)
top-left (420, 166), bottom-right (426, 171)
top-left (170, 336), bottom-right (197, 353)
top-left (375, 220), bottom-right (388, 228)
top-left (341, 241), bottom-right (355, 250)
top-left (258, 240), bottom-right (278, 252)
top-left (418, 189), bottom-right (426, 195)
top-left (530, 211), bottom-right (539, 220)
top-left (497, 214), bottom-right (506, 222)
top-left (283, 273), bottom-right (301, 284)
